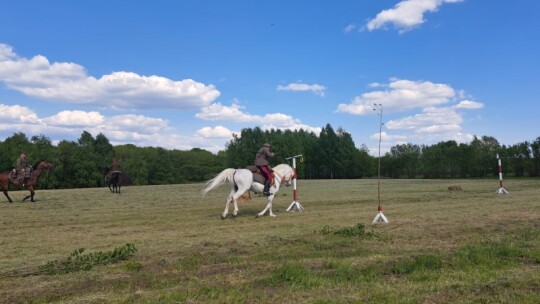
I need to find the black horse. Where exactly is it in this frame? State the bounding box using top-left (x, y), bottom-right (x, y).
top-left (101, 167), bottom-right (123, 194)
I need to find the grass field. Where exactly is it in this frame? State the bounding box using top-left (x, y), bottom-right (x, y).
top-left (0, 178), bottom-right (539, 303)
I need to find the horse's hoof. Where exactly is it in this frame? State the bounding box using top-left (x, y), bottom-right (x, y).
top-left (221, 215), bottom-right (226, 220)
top-left (232, 214), bottom-right (237, 218)
top-left (269, 214), bottom-right (276, 217)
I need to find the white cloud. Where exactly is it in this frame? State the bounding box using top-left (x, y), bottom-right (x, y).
top-left (42, 110), bottom-right (104, 127)
top-left (370, 131), bottom-right (408, 142)
top-left (0, 43), bottom-right (220, 109)
top-left (344, 23), bottom-right (357, 32)
top-left (336, 78), bottom-right (456, 115)
top-left (365, 0), bottom-right (463, 33)
top-left (455, 100), bottom-right (484, 109)
top-left (197, 126), bottom-right (234, 139)
top-left (0, 44), bottom-right (17, 61)
top-left (0, 104), bottom-right (40, 123)
top-left (367, 82), bottom-right (385, 88)
top-left (385, 106), bottom-right (463, 130)
top-left (341, 78), bottom-right (482, 155)
top-left (276, 82), bottom-right (327, 97)
top-left (197, 103), bottom-right (321, 134)
top-left (102, 114), bottom-right (169, 134)
top-left (0, 105), bottom-right (231, 153)
top-left (195, 103), bottom-right (259, 122)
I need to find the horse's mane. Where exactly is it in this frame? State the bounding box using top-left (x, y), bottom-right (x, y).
top-left (32, 160), bottom-right (45, 170)
top-left (101, 167), bottom-right (112, 175)
top-left (273, 163), bottom-right (291, 171)
top-left (273, 163), bottom-right (294, 180)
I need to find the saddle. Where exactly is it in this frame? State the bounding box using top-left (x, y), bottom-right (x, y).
top-left (9, 169), bottom-right (32, 186)
top-left (246, 165), bottom-right (274, 186)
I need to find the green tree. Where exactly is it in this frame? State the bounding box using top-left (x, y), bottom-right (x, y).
top-left (531, 137), bottom-right (540, 176)
top-left (31, 135), bottom-right (59, 188)
top-left (114, 144), bottom-right (149, 185)
top-left (73, 131), bottom-right (102, 187)
top-left (2, 132), bottom-right (32, 167)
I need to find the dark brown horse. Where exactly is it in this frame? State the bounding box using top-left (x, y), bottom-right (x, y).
top-left (102, 167), bottom-right (123, 194)
top-left (0, 160), bottom-right (54, 203)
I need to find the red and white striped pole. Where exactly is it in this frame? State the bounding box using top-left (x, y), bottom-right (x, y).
top-left (496, 153), bottom-right (509, 194)
top-left (286, 154), bottom-right (304, 212)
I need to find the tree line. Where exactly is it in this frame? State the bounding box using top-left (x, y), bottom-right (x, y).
top-left (0, 131), bottom-right (226, 189)
top-left (225, 125), bottom-right (540, 179)
top-left (1, 126), bottom-right (539, 189)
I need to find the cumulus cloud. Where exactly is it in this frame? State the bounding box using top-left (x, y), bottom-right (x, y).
top-left (102, 114), bottom-right (169, 134)
top-left (455, 100), bottom-right (484, 109)
top-left (0, 104), bottom-right (40, 123)
top-left (42, 110), bottom-right (105, 127)
top-left (197, 102), bottom-right (321, 134)
top-left (0, 43), bottom-right (220, 109)
top-left (195, 103), bottom-right (259, 122)
top-left (276, 82), bottom-right (327, 97)
top-left (365, 0), bottom-right (463, 33)
top-left (336, 78), bottom-right (456, 115)
top-left (0, 44), bottom-right (17, 61)
top-left (0, 105), bottom-right (231, 153)
top-left (197, 126), bottom-right (234, 139)
top-left (385, 106), bottom-right (463, 131)
top-left (339, 78), bottom-right (482, 155)
top-left (370, 131), bottom-right (408, 142)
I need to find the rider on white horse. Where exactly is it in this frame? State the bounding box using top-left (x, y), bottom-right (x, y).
top-left (255, 143), bottom-right (275, 196)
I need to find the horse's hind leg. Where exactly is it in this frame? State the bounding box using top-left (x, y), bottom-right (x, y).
top-left (231, 192), bottom-right (244, 218)
top-left (222, 190), bottom-right (235, 219)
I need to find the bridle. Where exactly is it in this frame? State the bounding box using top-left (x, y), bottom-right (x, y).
top-left (273, 168), bottom-right (293, 185)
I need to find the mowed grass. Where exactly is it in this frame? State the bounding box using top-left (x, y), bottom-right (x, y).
top-left (0, 178), bottom-right (539, 303)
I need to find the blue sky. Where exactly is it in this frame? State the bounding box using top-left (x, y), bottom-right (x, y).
top-left (1, 0), bottom-right (539, 155)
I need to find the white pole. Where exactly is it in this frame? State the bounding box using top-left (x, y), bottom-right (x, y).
top-left (372, 104), bottom-right (388, 224)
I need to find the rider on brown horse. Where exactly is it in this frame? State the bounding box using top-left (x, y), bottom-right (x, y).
top-left (15, 152), bottom-right (32, 187)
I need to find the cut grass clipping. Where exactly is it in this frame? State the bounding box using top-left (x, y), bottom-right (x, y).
top-left (319, 223), bottom-right (378, 238)
top-left (38, 243), bottom-right (137, 275)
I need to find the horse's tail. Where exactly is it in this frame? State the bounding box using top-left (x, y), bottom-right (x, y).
top-left (201, 168), bottom-right (236, 197)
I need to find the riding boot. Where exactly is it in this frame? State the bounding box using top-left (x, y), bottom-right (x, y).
top-left (263, 180), bottom-right (271, 196)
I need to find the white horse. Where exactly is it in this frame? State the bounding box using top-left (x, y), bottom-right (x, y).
top-left (202, 164), bottom-right (295, 219)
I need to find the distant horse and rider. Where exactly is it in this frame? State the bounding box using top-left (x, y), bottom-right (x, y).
top-left (101, 158), bottom-right (129, 194)
top-left (0, 152), bottom-right (54, 203)
top-left (202, 143), bottom-right (295, 219)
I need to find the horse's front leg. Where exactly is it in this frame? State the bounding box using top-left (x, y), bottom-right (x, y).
top-left (22, 187), bottom-right (35, 202)
top-left (257, 195), bottom-right (275, 217)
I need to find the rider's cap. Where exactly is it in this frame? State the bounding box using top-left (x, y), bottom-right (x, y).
top-left (263, 143), bottom-right (271, 147)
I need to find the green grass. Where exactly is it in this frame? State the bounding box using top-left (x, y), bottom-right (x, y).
top-left (0, 179), bottom-right (539, 303)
